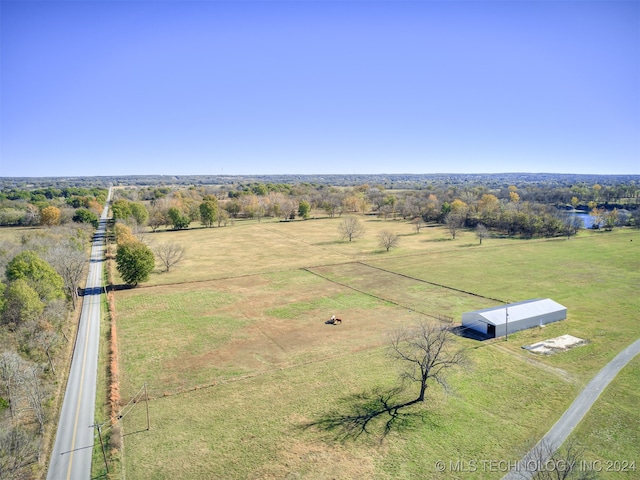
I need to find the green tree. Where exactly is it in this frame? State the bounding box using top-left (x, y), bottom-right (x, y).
top-left (115, 241), bottom-right (155, 286)
top-left (2, 279), bottom-right (44, 327)
top-left (129, 202), bottom-right (149, 226)
top-left (168, 207), bottom-right (190, 230)
top-left (199, 198), bottom-right (218, 227)
top-left (111, 199), bottom-right (132, 221)
top-left (72, 208), bottom-right (99, 228)
top-left (225, 201), bottom-right (241, 218)
top-left (298, 200), bottom-right (311, 219)
top-left (6, 251), bottom-right (64, 302)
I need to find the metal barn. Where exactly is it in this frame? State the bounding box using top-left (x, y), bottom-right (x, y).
top-left (461, 299), bottom-right (567, 338)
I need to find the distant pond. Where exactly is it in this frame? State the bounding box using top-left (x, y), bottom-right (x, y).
top-left (567, 212), bottom-right (598, 229)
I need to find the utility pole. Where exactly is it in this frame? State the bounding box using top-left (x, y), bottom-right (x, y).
top-left (505, 305), bottom-right (509, 341)
top-left (144, 382), bottom-right (150, 431)
top-left (93, 423), bottom-right (109, 474)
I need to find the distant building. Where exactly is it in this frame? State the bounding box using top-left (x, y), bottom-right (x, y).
top-left (462, 299), bottom-right (567, 338)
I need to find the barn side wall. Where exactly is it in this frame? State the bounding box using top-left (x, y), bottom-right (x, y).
top-left (461, 313), bottom-right (489, 335)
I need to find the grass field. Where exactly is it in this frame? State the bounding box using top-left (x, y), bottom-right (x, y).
top-left (112, 218), bottom-right (639, 478)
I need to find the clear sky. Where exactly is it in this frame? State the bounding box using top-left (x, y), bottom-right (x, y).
top-left (1, 0), bottom-right (638, 177)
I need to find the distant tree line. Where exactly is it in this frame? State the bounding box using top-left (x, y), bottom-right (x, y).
top-left (105, 179), bottom-right (640, 241)
top-left (0, 187), bottom-right (107, 228)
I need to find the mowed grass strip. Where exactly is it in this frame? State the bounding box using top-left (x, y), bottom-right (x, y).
top-left (309, 262), bottom-right (498, 318)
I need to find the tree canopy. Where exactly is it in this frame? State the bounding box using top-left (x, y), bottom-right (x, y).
top-left (72, 208), bottom-right (99, 228)
top-left (1, 279), bottom-right (44, 327)
top-left (40, 206), bottom-right (61, 226)
top-left (199, 199), bottom-right (218, 227)
top-left (116, 241), bottom-right (155, 286)
top-left (6, 251), bottom-right (65, 302)
top-left (168, 207), bottom-right (191, 230)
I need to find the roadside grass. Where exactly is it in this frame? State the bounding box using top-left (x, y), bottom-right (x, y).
top-left (569, 355), bottom-right (640, 478)
top-left (116, 220), bottom-right (639, 478)
top-left (91, 293), bottom-right (115, 478)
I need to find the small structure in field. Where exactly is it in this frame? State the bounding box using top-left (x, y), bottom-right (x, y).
top-left (462, 298), bottom-right (567, 338)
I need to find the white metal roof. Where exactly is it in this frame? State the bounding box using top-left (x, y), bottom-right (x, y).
top-left (467, 298), bottom-right (566, 326)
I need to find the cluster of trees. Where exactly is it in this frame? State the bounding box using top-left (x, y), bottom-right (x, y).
top-left (0, 225), bottom-right (93, 478)
top-left (108, 180), bottom-right (639, 242)
top-left (0, 187), bottom-right (107, 228)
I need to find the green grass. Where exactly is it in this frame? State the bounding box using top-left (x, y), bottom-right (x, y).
top-left (121, 343), bottom-right (576, 480)
top-left (569, 355), bottom-right (640, 478)
top-left (266, 292), bottom-right (387, 319)
top-left (115, 219), bottom-right (640, 478)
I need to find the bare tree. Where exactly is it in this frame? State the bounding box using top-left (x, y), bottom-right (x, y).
top-left (280, 198), bottom-right (297, 221)
top-left (33, 327), bottom-right (60, 375)
top-left (0, 426), bottom-right (38, 480)
top-left (47, 242), bottom-right (86, 309)
top-left (217, 209), bottom-right (229, 227)
top-left (475, 223), bottom-right (490, 245)
top-left (154, 241), bottom-right (186, 272)
top-left (307, 321), bottom-right (466, 440)
top-left (378, 230), bottom-right (399, 252)
top-left (411, 217), bottom-right (424, 234)
top-left (514, 437), bottom-right (599, 480)
top-left (561, 214), bottom-right (583, 240)
top-left (389, 322), bottom-right (466, 403)
top-left (444, 212), bottom-right (465, 239)
top-left (22, 365), bottom-right (46, 436)
top-left (338, 217), bottom-right (365, 242)
top-left (0, 352), bottom-right (24, 418)
top-left (132, 223), bottom-right (154, 246)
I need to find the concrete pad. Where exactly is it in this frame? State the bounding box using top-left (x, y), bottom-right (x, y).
top-left (523, 334), bottom-right (587, 355)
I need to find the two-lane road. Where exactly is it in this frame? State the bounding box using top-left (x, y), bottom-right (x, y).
top-left (47, 190), bottom-right (111, 480)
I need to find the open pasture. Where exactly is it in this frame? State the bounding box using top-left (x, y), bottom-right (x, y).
top-left (116, 218), bottom-right (640, 478)
top-left (137, 216), bottom-right (519, 286)
top-left (121, 337), bottom-right (576, 480)
top-left (368, 228), bottom-right (640, 379)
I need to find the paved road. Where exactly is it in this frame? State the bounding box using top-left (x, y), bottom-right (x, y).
top-left (47, 189), bottom-right (111, 480)
top-left (503, 338), bottom-right (640, 480)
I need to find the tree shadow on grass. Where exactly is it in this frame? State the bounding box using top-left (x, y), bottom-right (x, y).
top-left (302, 386), bottom-right (438, 443)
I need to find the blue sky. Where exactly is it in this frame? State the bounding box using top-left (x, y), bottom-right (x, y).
top-left (1, 0), bottom-right (638, 177)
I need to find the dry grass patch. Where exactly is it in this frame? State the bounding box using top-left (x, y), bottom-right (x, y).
top-left (141, 221), bottom-right (349, 285)
top-left (139, 218), bottom-right (519, 286)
